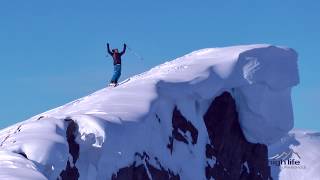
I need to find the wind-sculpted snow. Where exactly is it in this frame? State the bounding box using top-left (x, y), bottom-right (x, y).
top-left (0, 117), bottom-right (69, 179)
top-left (0, 44), bottom-right (308, 180)
top-left (0, 150), bottom-right (47, 180)
top-left (29, 44), bottom-right (298, 144)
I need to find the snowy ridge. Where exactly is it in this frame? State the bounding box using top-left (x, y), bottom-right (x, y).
top-left (29, 44), bottom-right (298, 143)
top-left (0, 44), bottom-right (312, 180)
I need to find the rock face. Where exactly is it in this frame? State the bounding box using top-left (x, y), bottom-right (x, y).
top-left (204, 92), bottom-right (271, 180)
top-left (111, 152), bottom-right (180, 180)
top-left (111, 92), bottom-right (272, 180)
top-left (167, 107), bottom-right (199, 153)
top-left (59, 119), bottom-right (80, 180)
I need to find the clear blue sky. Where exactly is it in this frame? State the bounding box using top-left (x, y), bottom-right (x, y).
top-left (0, 0), bottom-right (319, 131)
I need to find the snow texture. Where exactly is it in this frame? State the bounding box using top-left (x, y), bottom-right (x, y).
top-left (0, 44), bottom-right (309, 180)
top-left (268, 129), bottom-right (320, 180)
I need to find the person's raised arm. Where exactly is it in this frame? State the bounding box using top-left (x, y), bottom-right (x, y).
top-left (120, 43), bottom-right (127, 55)
top-left (107, 43), bottom-right (113, 55)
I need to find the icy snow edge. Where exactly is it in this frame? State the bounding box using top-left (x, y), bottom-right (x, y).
top-left (6, 44), bottom-right (299, 145)
top-left (0, 44), bottom-right (300, 179)
top-left (151, 44), bottom-right (299, 144)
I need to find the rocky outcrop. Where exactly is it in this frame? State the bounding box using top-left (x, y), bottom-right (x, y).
top-left (111, 92), bottom-right (271, 180)
top-left (204, 92), bottom-right (271, 180)
top-left (167, 107), bottom-right (198, 153)
top-left (111, 152), bottom-right (179, 180)
top-left (59, 118), bottom-right (80, 180)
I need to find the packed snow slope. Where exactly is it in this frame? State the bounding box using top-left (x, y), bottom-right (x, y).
top-left (0, 44), bottom-right (315, 180)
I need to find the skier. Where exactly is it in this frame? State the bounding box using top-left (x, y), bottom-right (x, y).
top-left (107, 43), bottom-right (126, 86)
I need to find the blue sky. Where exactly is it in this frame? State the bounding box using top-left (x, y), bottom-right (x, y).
top-left (0, 0), bottom-right (319, 131)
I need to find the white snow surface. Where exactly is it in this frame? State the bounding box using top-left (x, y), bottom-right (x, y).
top-left (268, 129), bottom-right (320, 180)
top-left (0, 44), bottom-right (305, 179)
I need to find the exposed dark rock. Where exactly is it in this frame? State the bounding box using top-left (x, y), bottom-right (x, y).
top-left (112, 152), bottom-right (180, 180)
top-left (65, 119), bottom-right (80, 164)
top-left (167, 107), bottom-right (198, 153)
top-left (59, 118), bottom-right (80, 180)
top-left (0, 125), bottom-right (22, 147)
top-left (167, 136), bottom-right (174, 153)
top-left (108, 92), bottom-right (272, 180)
top-left (155, 114), bottom-right (161, 123)
top-left (59, 161), bottom-right (79, 180)
top-left (37, 116), bottom-right (45, 120)
top-left (17, 151), bottom-right (28, 159)
top-left (203, 92), bottom-right (272, 180)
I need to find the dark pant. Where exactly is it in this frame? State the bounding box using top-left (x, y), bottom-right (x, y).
top-left (111, 64), bottom-right (121, 83)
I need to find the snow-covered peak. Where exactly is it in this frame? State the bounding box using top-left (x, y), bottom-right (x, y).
top-left (0, 44), bottom-right (303, 180)
top-left (28, 44), bottom-right (298, 144)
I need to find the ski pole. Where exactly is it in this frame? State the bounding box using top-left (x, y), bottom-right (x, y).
top-left (105, 43), bottom-right (108, 58)
top-left (127, 45), bottom-right (144, 61)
